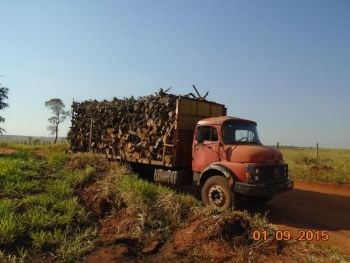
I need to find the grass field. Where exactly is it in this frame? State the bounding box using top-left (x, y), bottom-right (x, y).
top-left (0, 145), bottom-right (97, 262)
top-left (281, 147), bottom-right (350, 184)
top-left (0, 144), bottom-right (270, 262)
top-left (0, 144), bottom-right (349, 262)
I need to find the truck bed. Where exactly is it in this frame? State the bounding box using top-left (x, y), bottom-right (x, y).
top-left (70, 94), bottom-right (226, 168)
top-left (114, 97), bottom-right (226, 168)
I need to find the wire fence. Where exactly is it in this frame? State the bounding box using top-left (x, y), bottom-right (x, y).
top-left (0, 138), bottom-right (67, 145)
top-left (275, 141), bottom-right (320, 159)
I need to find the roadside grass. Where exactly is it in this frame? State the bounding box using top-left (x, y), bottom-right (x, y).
top-left (0, 144), bottom-right (348, 262)
top-left (281, 147), bottom-right (350, 184)
top-left (322, 245), bottom-right (350, 262)
top-left (112, 172), bottom-right (200, 241)
top-left (65, 152), bottom-right (275, 248)
top-left (0, 145), bottom-right (96, 262)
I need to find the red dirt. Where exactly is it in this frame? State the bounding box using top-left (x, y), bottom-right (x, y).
top-left (97, 209), bottom-right (140, 244)
top-left (267, 180), bottom-right (350, 256)
top-left (150, 214), bottom-right (252, 262)
top-left (0, 147), bottom-right (16, 154)
top-left (149, 213), bottom-right (325, 263)
top-left (73, 159), bottom-right (125, 218)
top-left (85, 180), bottom-right (350, 262)
top-left (293, 180), bottom-right (350, 196)
top-left (78, 179), bottom-right (115, 218)
top-left (142, 240), bottom-right (161, 255)
top-left (88, 211), bottom-right (297, 263)
top-left (87, 244), bottom-right (135, 263)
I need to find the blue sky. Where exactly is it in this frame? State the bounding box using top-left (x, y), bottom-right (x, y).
top-left (0, 0), bottom-right (349, 148)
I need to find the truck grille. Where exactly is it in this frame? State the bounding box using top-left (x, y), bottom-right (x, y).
top-left (248, 164), bottom-right (288, 184)
top-left (262, 165), bottom-right (286, 183)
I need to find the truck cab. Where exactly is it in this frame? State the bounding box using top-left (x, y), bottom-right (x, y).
top-left (192, 116), bottom-right (293, 209)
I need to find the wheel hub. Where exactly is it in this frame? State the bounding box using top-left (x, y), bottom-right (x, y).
top-left (209, 186), bottom-right (225, 207)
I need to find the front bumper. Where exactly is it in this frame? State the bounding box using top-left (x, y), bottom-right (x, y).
top-left (234, 179), bottom-right (294, 196)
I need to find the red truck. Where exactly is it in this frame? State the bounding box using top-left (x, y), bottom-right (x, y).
top-left (192, 116), bottom-right (293, 208)
top-left (71, 96), bottom-right (293, 209)
top-left (152, 98), bottom-right (294, 209)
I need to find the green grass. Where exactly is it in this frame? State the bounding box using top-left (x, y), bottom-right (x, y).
top-left (281, 147), bottom-right (350, 184)
top-left (1, 144), bottom-right (348, 262)
top-left (114, 173), bottom-right (200, 241)
top-left (0, 145), bottom-right (96, 262)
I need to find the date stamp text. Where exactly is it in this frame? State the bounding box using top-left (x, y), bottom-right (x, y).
top-left (252, 229), bottom-right (329, 241)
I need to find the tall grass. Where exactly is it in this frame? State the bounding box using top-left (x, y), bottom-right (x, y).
top-left (281, 148), bottom-right (350, 184)
top-left (113, 173), bottom-right (200, 241)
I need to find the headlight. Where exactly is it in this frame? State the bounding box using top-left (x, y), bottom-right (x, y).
top-left (246, 165), bottom-right (260, 183)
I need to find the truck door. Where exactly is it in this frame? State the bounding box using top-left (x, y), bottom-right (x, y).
top-left (192, 125), bottom-right (220, 172)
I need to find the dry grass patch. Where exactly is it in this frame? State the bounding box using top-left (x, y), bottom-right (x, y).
top-left (281, 148), bottom-right (350, 184)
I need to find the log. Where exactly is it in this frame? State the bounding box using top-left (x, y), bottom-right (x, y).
top-left (68, 89), bottom-right (179, 164)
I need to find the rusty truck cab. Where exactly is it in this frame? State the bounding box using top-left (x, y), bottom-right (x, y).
top-left (192, 116), bottom-right (293, 209)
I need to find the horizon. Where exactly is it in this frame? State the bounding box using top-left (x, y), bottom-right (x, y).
top-left (1, 134), bottom-right (349, 151)
top-left (1, 1), bottom-right (349, 148)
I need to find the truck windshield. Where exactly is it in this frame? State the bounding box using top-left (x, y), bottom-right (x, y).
top-left (222, 121), bottom-right (261, 144)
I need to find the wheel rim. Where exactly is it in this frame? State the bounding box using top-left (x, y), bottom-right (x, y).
top-left (208, 185), bottom-right (226, 207)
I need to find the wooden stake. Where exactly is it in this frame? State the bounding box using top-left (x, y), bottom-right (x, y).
top-left (89, 117), bottom-right (93, 152)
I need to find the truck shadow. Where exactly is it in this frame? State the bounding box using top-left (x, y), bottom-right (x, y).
top-left (243, 189), bottom-right (350, 232)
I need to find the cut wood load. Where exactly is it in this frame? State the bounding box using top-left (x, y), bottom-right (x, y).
top-left (69, 89), bottom-right (226, 167)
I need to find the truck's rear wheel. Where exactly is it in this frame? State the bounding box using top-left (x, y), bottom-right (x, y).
top-left (201, 176), bottom-right (233, 209)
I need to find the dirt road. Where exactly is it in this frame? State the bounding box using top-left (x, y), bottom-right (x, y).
top-left (266, 181), bottom-right (350, 255)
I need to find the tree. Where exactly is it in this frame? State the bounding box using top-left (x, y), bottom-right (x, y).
top-left (45, 98), bottom-right (70, 144)
top-left (0, 83), bottom-right (9, 135)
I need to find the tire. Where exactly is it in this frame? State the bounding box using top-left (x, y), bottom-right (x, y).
top-left (201, 176), bottom-right (234, 210)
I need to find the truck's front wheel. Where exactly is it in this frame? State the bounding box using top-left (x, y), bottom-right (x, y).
top-left (201, 176), bottom-right (233, 209)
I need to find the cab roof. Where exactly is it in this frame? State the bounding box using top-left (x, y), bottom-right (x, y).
top-left (197, 116), bottom-right (257, 126)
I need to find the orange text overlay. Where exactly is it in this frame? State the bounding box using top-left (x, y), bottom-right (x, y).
top-left (252, 229), bottom-right (329, 241)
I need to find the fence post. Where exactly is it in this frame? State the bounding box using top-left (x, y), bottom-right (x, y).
top-left (89, 117), bottom-right (93, 152)
top-left (316, 143), bottom-right (319, 159)
top-left (277, 142), bottom-right (279, 149)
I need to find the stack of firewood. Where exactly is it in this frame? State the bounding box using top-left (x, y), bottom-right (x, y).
top-left (69, 90), bottom-right (178, 163)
